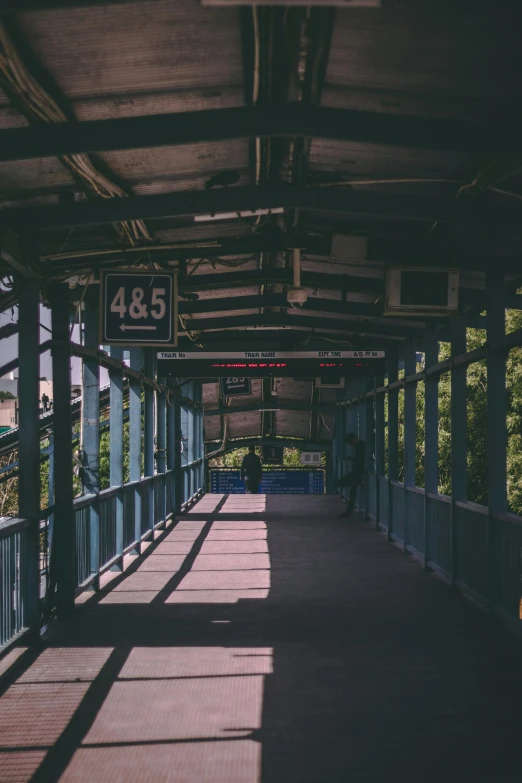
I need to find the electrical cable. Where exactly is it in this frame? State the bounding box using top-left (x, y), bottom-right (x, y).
top-left (0, 21), bottom-right (151, 245)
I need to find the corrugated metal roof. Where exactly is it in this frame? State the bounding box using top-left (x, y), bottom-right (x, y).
top-left (324, 5), bottom-right (522, 105)
top-left (276, 412), bottom-right (311, 439)
top-left (1, 0), bottom-right (514, 446)
top-left (0, 157), bottom-right (74, 199)
top-left (227, 411), bottom-right (261, 439)
top-left (308, 139), bottom-right (473, 182)
top-left (100, 140), bottom-right (250, 191)
top-left (18, 0), bottom-right (244, 103)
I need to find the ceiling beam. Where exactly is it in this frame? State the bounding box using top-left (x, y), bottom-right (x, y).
top-left (207, 437), bottom-right (332, 454)
top-left (0, 103), bottom-right (519, 163)
top-left (176, 329), bottom-right (409, 352)
top-left (6, 184), bottom-right (516, 232)
top-left (182, 312), bottom-right (425, 339)
top-left (205, 401), bottom-right (333, 417)
top-left (181, 293), bottom-right (489, 331)
top-left (45, 229), bottom-right (522, 274)
top-left (179, 268), bottom-right (486, 310)
top-left (179, 293), bottom-right (387, 318)
top-left (5, 185), bottom-right (445, 229)
top-left (0, 0), bottom-right (149, 7)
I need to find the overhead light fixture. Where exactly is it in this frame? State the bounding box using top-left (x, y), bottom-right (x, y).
top-left (202, 1), bottom-right (380, 6)
top-left (194, 208), bottom-right (284, 223)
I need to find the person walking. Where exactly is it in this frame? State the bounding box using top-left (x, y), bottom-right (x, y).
top-left (241, 445), bottom-right (263, 494)
top-left (338, 432), bottom-right (365, 518)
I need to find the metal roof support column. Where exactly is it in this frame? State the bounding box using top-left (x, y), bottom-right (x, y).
top-left (174, 387), bottom-right (183, 513)
top-left (357, 378), bottom-right (366, 513)
top-left (199, 385), bottom-right (204, 492)
top-left (166, 379), bottom-right (176, 515)
top-left (331, 406), bottom-right (338, 491)
top-left (187, 382), bottom-right (195, 501)
top-left (109, 346), bottom-right (124, 569)
top-left (365, 376), bottom-right (375, 520)
top-left (326, 404), bottom-right (339, 496)
top-left (387, 350), bottom-right (399, 540)
top-left (403, 340), bottom-right (417, 551)
top-left (375, 370), bottom-right (385, 529)
top-left (338, 394), bottom-right (347, 488)
top-left (194, 382), bottom-right (203, 493)
top-left (335, 394), bottom-right (346, 492)
top-left (424, 327), bottom-right (439, 569)
top-left (143, 349), bottom-right (155, 533)
top-left (486, 276), bottom-right (507, 610)
top-left (156, 368), bottom-right (167, 530)
top-left (82, 302), bottom-right (100, 588)
top-left (342, 382), bottom-right (354, 502)
top-left (450, 315), bottom-right (467, 587)
top-left (181, 387), bottom-right (189, 505)
top-left (17, 277), bottom-right (41, 636)
top-left (129, 348), bottom-right (142, 553)
top-left (49, 282), bottom-right (75, 619)
top-left (47, 432), bottom-right (55, 569)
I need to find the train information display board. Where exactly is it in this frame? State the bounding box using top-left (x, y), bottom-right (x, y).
top-left (157, 350), bottom-right (384, 378)
top-left (210, 469), bottom-right (325, 494)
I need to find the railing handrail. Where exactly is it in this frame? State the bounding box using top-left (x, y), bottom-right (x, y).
top-left (0, 515), bottom-right (32, 537)
top-left (405, 485), bottom-right (425, 495)
top-left (455, 499), bottom-right (488, 514)
top-left (426, 491), bottom-right (451, 503)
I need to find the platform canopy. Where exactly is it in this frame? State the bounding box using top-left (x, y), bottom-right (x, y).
top-left (0, 0), bottom-right (521, 443)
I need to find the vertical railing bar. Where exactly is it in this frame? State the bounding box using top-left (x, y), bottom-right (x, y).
top-left (109, 345), bottom-right (124, 570)
top-left (83, 300), bottom-right (100, 588)
top-left (17, 277), bottom-right (41, 639)
top-left (450, 314), bottom-right (467, 588)
top-left (144, 349), bottom-right (155, 532)
top-left (403, 340), bottom-right (417, 552)
top-left (387, 349), bottom-right (399, 540)
top-left (424, 327), bottom-right (439, 570)
top-left (129, 347), bottom-right (142, 553)
top-left (486, 275), bottom-right (507, 612)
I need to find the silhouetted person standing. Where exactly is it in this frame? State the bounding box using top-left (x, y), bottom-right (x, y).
top-left (241, 446), bottom-right (263, 494)
top-left (338, 433), bottom-right (365, 518)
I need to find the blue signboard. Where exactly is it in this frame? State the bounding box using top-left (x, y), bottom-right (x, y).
top-left (100, 270), bottom-right (177, 346)
top-left (219, 377), bottom-right (252, 397)
top-left (210, 469), bottom-right (325, 494)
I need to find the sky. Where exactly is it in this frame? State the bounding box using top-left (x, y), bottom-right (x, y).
top-left (0, 303), bottom-right (109, 389)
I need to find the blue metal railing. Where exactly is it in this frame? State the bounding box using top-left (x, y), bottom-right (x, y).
top-left (335, 456), bottom-right (522, 632)
top-left (1, 461), bottom-right (203, 651)
top-left (0, 517), bottom-right (33, 650)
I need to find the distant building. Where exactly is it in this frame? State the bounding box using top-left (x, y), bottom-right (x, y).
top-left (0, 397), bottom-right (17, 428)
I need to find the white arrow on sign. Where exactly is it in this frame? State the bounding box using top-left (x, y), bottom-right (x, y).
top-left (119, 324), bottom-right (158, 332)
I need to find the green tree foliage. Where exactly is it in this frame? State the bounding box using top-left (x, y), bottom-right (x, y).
top-left (0, 390), bottom-right (15, 400)
top-left (99, 420), bottom-right (131, 489)
top-left (391, 308), bottom-right (522, 513)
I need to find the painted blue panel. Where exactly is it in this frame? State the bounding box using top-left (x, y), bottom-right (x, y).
top-left (210, 470), bottom-right (325, 494)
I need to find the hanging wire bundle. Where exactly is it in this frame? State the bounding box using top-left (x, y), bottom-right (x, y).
top-left (0, 21), bottom-right (151, 246)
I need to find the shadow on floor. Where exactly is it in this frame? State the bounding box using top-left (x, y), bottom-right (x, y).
top-left (1, 494), bottom-right (521, 782)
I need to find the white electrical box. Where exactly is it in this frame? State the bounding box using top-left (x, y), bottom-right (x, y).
top-left (385, 267), bottom-right (459, 316)
top-left (301, 452), bottom-right (322, 465)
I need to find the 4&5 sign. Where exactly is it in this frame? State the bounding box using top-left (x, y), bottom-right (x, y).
top-left (100, 270), bottom-right (178, 346)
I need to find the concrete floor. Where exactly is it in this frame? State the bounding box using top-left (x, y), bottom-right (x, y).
top-left (1, 494), bottom-right (521, 782)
